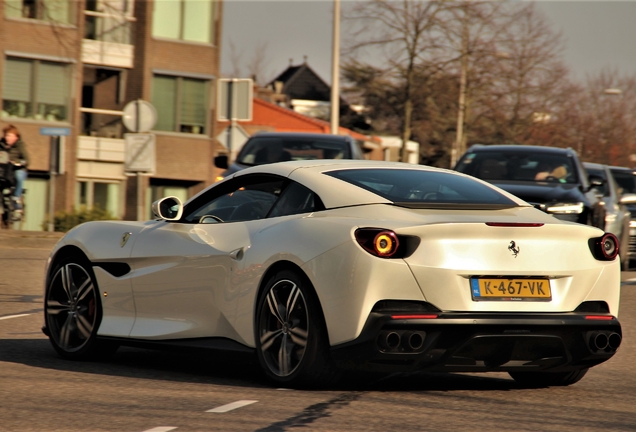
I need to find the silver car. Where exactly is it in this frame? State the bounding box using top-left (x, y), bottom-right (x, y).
top-left (609, 166), bottom-right (636, 269)
top-left (585, 163), bottom-right (636, 270)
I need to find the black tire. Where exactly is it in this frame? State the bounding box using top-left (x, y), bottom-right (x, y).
top-left (44, 255), bottom-right (118, 360)
top-left (254, 269), bottom-right (340, 388)
top-left (509, 368), bottom-right (589, 387)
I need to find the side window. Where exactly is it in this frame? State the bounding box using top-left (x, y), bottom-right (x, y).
top-left (268, 182), bottom-right (321, 218)
top-left (184, 175), bottom-right (284, 223)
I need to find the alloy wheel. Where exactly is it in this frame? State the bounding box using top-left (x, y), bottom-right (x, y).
top-left (258, 279), bottom-right (309, 377)
top-left (46, 263), bottom-right (98, 353)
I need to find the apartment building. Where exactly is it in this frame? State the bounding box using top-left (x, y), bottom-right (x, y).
top-left (1, 0), bottom-right (224, 230)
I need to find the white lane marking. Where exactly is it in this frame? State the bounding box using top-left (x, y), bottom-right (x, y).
top-left (0, 314), bottom-right (31, 321)
top-left (141, 427), bottom-right (177, 432)
top-left (206, 400), bottom-right (258, 413)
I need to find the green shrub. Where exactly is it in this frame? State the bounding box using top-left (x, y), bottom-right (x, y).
top-left (42, 205), bottom-right (117, 232)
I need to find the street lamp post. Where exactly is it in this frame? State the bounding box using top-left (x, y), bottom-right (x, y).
top-left (330, 0), bottom-right (340, 135)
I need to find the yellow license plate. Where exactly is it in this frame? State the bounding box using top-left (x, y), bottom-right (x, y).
top-left (471, 278), bottom-right (551, 301)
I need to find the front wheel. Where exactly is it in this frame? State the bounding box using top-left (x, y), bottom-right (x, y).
top-left (255, 269), bottom-right (339, 388)
top-left (509, 368), bottom-right (589, 387)
top-left (45, 256), bottom-right (118, 360)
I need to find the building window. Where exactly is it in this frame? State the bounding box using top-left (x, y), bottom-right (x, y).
top-left (2, 57), bottom-right (70, 122)
top-left (152, 0), bottom-right (216, 44)
top-left (84, 0), bottom-right (133, 44)
top-left (76, 180), bottom-right (121, 217)
top-left (152, 75), bottom-right (208, 134)
top-left (5, 0), bottom-right (73, 24)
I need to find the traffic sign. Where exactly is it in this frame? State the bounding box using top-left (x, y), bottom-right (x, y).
top-left (125, 133), bottom-right (156, 173)
top-left (40, 127), bottom-right (70, 136)
top-left (123, 100), bottom-right (157, 133)
top-left (217, 78), bottom-right (253, 121)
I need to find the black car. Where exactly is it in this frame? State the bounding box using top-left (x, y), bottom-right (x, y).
top-left (455, 145), bottom-right (606, 228)
top-left (214, 132), bottom-right (365, 181)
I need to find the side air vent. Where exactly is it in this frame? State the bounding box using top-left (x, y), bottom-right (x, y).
top-left (94, 262), bottom-right (131, 277)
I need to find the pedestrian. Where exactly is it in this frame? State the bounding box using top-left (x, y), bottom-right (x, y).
top-left (0, 124), bottom-right (29, 212)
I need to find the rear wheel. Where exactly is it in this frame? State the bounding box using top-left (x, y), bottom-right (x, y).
top-left (255, 269), bottom-right (339, 388)
top-left (509, 368), bottom-right (588, 387)
top-left (45, 256), bottom-right (118, 360)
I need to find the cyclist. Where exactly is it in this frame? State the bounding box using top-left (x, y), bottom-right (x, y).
top-left (0, 124), bottom-right (29, 215)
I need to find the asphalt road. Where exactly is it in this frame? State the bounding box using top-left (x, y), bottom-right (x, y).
top-left (1, 230), bottom-right (636, 431)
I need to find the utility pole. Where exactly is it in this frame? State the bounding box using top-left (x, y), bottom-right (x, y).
top-left (330, 0), bottom-right (340, 135)
top-left (452, 6), bottom-right (469, 168)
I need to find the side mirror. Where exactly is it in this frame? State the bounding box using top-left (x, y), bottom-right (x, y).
top-left (620, 193), bottom-right (636, 205)
top-left (214, 155), bottom-right (229, 169)
top-left (152, 196), bottom-right (183, 220)
top-left (588, 175), bottom-right (605, 188)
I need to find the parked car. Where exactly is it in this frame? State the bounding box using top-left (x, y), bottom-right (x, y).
top-left (43, 160), bottom-right (621, 388)
top-left (455, 145), bottom-right (606, 229)
top-left (609, 166), bottom-right (636, 268)
top-left (214, 132), bottom-right (365, 181)
top-left (584, 162), bottom-right (635, 270)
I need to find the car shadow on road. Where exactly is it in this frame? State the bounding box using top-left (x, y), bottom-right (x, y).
top-left (0, 338), bottom-right (268, 389)
top-left (0, 338), bottom-right (527, 392)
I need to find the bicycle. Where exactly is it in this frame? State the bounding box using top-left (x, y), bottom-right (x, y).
top-left (0, 150), bottom-right (24, 230)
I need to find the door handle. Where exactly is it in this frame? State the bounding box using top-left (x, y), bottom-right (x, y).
top-left (229, 247), bottom-right (244, 260)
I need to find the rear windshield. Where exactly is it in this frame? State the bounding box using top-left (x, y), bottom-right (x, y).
top-left (326, 168), bottom-right (517, 208)
top-left (456, 151), bottom-right (579, 184)
top-left (237, 136), bottom-right (352, 165)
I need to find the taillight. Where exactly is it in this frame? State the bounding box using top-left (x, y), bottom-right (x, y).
top-left (590, 233), bottom-right (619, 261)
top-left (355, 228), bottom-right (401, 258)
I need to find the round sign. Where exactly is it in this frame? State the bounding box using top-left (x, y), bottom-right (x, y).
top-left (122, 100), bottom-right (157, 133)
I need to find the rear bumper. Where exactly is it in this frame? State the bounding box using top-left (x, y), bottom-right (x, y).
top-left (330, 312), bottom-right (621, 373)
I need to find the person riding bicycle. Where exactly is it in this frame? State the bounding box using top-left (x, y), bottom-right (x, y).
top-left (0, 124), bottom-right (29, 213)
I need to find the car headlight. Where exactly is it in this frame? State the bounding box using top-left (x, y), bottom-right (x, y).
top-left (546, 202), bottom-right (584, 214)
top-left (630, 220), bottom-right (636, 228)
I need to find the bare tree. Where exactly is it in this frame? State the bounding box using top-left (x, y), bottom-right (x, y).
top-left (436, 1), bottom-right (508, 166)
top-left (245, 41), bottom-right (273, 86)
top-left (573, 69), bottom-right (636, 165)
top-left (226, 40), bottom-right (244, 78)
top-left (479, 3), bottom-right (570, 145)
top-left (344, 0), bottom-right (449, 162)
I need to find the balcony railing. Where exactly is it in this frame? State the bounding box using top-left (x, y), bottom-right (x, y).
top-left (82, 11), bottom-right (135, 68)
top-left (80, 107), bottom-right (125, 139)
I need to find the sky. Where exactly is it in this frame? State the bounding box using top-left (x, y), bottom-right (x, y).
top-left (221, 1), bottom-right (636, 85)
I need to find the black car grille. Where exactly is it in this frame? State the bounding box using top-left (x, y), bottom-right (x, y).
top-left (629, 234), bottom-right (636, 254)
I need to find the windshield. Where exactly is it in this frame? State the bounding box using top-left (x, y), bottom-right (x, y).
top-left (326, 168), bottom-right (517, 207)
top-left (237, 136), bottom-right (351, 165)
top-left (611, 169), bottom-right (636, 194)
top-left (456, 151), bottom-right (579, 184)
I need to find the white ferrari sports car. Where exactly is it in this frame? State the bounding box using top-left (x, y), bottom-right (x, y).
top-left (42, 160), bottom-right (622, 387)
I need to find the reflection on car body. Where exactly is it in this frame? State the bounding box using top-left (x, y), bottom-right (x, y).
top-left (42, 160), bottom-right (621, 388)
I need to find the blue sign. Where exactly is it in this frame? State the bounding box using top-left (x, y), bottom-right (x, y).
top-left (40, 127), bottom-right (70, 136)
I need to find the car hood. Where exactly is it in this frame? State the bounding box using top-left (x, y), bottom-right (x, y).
top-left (489, 181), bottom-right (586, 205)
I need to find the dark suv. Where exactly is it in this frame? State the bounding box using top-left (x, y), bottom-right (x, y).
top-left (214, 132), bottom-right (365, 181)
top-left (454, 145), bottom-right (605, 228)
